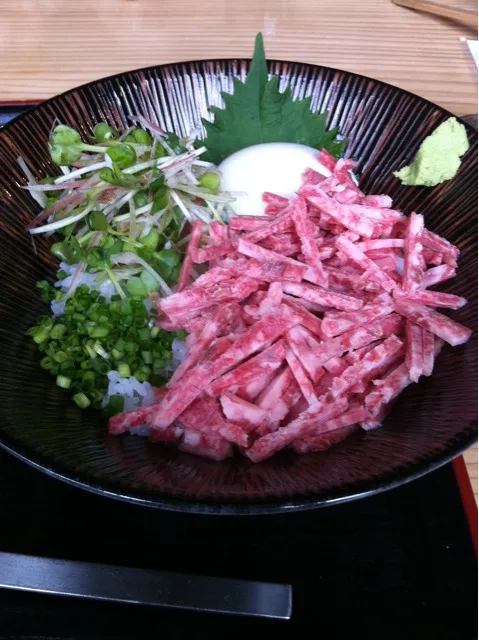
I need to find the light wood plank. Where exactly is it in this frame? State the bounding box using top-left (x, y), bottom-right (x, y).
top-left (0, 0), bottom-right (476, 113)
top-left (464, 445), bottom-right (478, 502)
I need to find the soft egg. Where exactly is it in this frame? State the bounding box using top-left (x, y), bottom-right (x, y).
top-left (218, 142), bottom-right (331, 216)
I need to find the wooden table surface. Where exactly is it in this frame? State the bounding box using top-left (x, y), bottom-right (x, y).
top-left (0, 0), bottom-right (477, 498)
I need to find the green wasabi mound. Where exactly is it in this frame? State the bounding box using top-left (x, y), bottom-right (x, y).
top-left (394, 117), bottom-right (469, 187)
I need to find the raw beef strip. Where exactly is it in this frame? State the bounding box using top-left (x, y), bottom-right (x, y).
top-left (246, 395), bottom-right (348, 463)
top-left (405, 320), bottom-right (424, 382)
top-left (335, 236), bottom-right (397, 292)
top-left (420, 228), bottom-right (460, 264)
top-left (292, 423), bottom-right (360, 453)
top-left (330, 335), bottom-right (403, 398)
top-left (262, 192), bottom-right (290, 208)
top-left (397, 289), bottom-right (467, 310)
top-left (177, 220), bottom-right (203, 291)
top-left (420, 265), bottom-right (456, 289)
top-left (304, 189), bottom-right (375, 238)
top-left (292, 406), bottom-right (367, 452)
top-left (317, 149), bottom-right (337, 173)
top-left (394, 299), bottom-right (472, 346)
top-left (291, 196), bottom-right (328, 284)
top-left (286, 349), bottom-right (318, 404)
top-left (209, 221), bottom-right (228, 245)
top-left (364, 362), bottom-right (411, 418)
top-left (158, 278), bottom-right (260, 320)
top-left (243, 210), bottom-right (293, 244)
top-left (209, 339), bottom-right (287, 396)
top-left (256, 367), bottom-right (299, 432)
top-left (168, 311), bottom-right (226, 386)
top-left (229, 216), bottom-right (272, 231)
top-left (311, 313), bottom-right (403, 366)
top-left (402, 213), bottom-right (425, 293)
top-left (237, 238), bottom-right (328, 287)
top-left (179, 428), bottom-right (233, 461)
top-left (219, 393), bottom-right (267, 429)
top-left (109, 405), bottom-right (155, 435)
top-left (283, 298), bottom-right (324, 338)
top-left (422, 329), bottom-right (436, 377)
top-left (149, 308), bottom-right (299, 429)
top-left (192, 240), bottom-right (235, 263)
top-left (286, 326), bottom-right (324, 382)
top-left (321, 299), bottom-right (393, 338)
top-left (236, 368), bottom-right (278, 402)
top-left (178, 396), bottom-right (250, 447)
top-left (282, 281), bottom-right (363, 311)
top-left (258, 282), bottom-right (283, 316)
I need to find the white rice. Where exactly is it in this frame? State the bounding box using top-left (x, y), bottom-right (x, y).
top-left (101, 371), bottom-right (155, 436)
top-left (51, 262), bottom-right (117, 317)
top-left (102, 338), bottom-right (188, 436)
top-left (158, 338), bottom-right (188, 376)
top-left (51, 262), bottom-right (158, 317)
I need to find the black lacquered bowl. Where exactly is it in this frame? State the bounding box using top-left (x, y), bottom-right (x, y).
top-left (0, 60), bottom-right (476, 514)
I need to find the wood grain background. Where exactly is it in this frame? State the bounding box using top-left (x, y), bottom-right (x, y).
top-left (0, 0), bottom-right (476, 497)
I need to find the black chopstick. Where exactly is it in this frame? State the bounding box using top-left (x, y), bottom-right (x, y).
top-left (0, 551), bottom-right (292, 620)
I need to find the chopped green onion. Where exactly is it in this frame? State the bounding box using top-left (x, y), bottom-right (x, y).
top-left (85, 344), bottom-right (97, 359)
top-left (104, 394), bottom-right (125, 416)
top-left (89, 325), bottom-right (109, 338)
top-left (56, 375), bottom-right (72, 389)
top-left (73, 392), bottom-right (91, 408)
top-left (56, 270), bottom-right (68, 281)
top-left (40, 356), bottom-right (53, 370)
top-left (31, 328), bottom-right (49, 344)
top-left (93, 342), bottom-right (109, 359)
top-left (141, 350), bottom-right (153, 364)
top-left (118, 363), bottom-right (131, 378)
top-left (50, 324), bottom-right (67, 340)
top-left (53, 351), bottom-right (69, 363)
top-left (124, 341), bottom-right (137, 354)
top-left (137, 327), bottom-right (150, 342)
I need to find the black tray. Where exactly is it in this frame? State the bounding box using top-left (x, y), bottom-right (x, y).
top-left (0, 103), bottom-right (477, 639)
top-left (0, 450), bottom-right (476, 639)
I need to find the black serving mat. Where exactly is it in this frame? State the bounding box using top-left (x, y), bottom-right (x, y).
top-left (0, 103), bottom-right (477, 639)
top-left (0, 449), bottom-right (477, 639)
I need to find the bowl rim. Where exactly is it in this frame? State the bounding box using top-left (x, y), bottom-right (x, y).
top-left (0, 58), bottom-right (477, 140)
top-left (0, 58), bottom-right (477, 515)
top-left (0, 432), bottom-right (476, 515)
